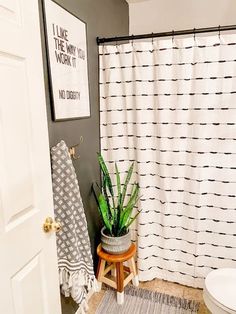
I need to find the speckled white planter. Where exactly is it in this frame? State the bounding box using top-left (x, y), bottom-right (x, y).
top-left (101, 227), bottom-right (131, 255)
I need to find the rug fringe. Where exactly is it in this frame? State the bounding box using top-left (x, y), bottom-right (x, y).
top-left (103, 285), bottom-right (200, 312)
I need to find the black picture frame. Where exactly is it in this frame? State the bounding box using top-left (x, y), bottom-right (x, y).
top-left (42, 0), bottom-right (91, 121)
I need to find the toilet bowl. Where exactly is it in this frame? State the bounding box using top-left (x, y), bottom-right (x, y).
top-left (203, 268), bottom-right (236, 314)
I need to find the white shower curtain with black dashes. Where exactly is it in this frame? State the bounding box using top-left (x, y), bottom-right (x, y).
top-left (99, 34), bottom-right (236, 288)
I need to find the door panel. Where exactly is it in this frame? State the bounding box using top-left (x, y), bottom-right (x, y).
top-left (0, 56), bottom-right (34, 228)
top-left (11, 254), bottom-right (46, 314)
top-left (0, 0), bottom-right (61, 313)
top-left (0, 0), bottom-right (21, 24)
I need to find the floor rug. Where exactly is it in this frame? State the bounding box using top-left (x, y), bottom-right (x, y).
top-left (95, 286), bottom-right (200, 314)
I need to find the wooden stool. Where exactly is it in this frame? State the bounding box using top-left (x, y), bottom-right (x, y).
top-left (96, 243), bottom-right (139, 304)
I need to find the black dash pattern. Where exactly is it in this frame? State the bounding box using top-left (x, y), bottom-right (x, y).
top-left (99, 38), bottom-right (236, 287)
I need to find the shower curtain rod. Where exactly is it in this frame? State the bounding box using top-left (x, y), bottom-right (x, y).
top-left (97, 24), bottom-right (236, 44)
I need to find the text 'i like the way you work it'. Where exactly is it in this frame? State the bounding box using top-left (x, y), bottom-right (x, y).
top-left (53, 24), bottom-right (85, 68)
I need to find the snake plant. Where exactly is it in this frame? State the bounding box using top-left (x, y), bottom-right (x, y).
top-left (94, 153), bottom-right (140, 237)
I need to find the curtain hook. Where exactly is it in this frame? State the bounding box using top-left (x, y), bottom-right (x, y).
top-left (218, 25), bottom-right (221, 41)
top-left (115, 36), bottom-right (118, 48)
top-left (172, 30), bottom-right (175, 44)
top-left (132, 34), bottom-right (134, 47)
top-left (193, 28), bottom-right (196, 42)
top-left (151, 32), bottom-right (154, 44)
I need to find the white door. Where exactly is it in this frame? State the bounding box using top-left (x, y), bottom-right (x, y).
top-left (0, 0), bottom-right (61, 313)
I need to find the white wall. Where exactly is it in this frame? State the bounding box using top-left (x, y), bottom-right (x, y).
top-left (129, 0), bottom-right (236, 35)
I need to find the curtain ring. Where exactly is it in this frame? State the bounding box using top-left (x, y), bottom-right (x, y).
top-left (218, 25), bottom-right (221, 41)
top-left (172, 30), bottom-right (174, 44)
top-left (193, 28), bottom-right (196, 42)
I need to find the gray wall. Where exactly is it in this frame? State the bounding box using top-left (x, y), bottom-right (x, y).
top-left (39, 0), bottom-right (129, 261)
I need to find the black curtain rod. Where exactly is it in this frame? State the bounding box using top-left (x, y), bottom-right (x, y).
top-left (97, 24), bottom-right (236, 45)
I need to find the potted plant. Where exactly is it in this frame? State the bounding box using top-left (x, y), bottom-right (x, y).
top-left (94, 153), bottom-right (140, 254)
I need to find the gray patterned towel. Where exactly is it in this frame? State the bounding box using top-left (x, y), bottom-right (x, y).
top-left (51, 140), bottom-right (97, 314)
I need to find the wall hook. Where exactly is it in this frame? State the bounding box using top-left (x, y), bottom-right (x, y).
top-left (69, 136), bottom-right (83, 160)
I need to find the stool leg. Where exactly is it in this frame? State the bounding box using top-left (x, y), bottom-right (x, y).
top-left (111, 264), bottom-right (116, 277)
top-left (116, 262), bottom-right (124, 304)
top-left (96, 258), bottom-right (106, 292)
top-left (128, 257), bottom-right (139, 287)
top-left (117, 291), bottom-right (124, 305)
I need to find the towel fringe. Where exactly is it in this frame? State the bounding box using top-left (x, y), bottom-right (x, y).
top-left (75, 282), bottom-right (98, 314)
top-left (59, 267), bottom-right (96, 301)
top-left (75, 297), bottom-right (89, 314)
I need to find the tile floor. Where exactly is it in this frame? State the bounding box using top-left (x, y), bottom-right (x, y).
top-left (87, 278), bottom-right (210, 314)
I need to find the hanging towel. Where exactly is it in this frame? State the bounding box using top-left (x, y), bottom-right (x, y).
top-left (51, 140), bottom-right (97, 314)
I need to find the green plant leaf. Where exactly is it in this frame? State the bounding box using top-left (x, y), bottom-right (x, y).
top-left (118, 207), bottom-right (131, 234)
top-left (126, 182), bottom-right (139, 210)
top-left (120, 162), bottom-right (134, 207)
top-left (118, 196), bottom-right (139, 233)
top-left (97, 153), bottom-right (113, 195)
top-left (112, 208), bottom-right (117, 235)
top-left (115, 163), bottom-right (122, 207)
top-left (98, 193), bottom-right (112, 234)
top-left (97, 153), bottom-right (116, 209)
top-left (102, 175), bottom-right (114, 220)
top-left (119, 185), bottom-right (140, 230)
top-left (126, 209), bottom-right (142, 229)
top-left (114, 204), bottom-right (121, 236)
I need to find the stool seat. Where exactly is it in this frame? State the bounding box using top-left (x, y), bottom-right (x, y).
top-left (97, 243), bottom-right (136, 263)
top-left (96, 243), bottom-right (139, 305)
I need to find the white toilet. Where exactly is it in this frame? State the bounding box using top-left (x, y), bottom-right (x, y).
top-left (203, 268), bottom-right (236, 314)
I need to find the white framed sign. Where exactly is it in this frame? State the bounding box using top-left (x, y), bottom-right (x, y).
top-left (43, 0), bottom-right (90, 121)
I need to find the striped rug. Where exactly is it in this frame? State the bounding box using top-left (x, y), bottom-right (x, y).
top-left (95, 286), bottom-right (200, 314)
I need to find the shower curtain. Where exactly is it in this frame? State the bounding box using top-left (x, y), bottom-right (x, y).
top-left (99, 34), bottom-right (236, 288)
